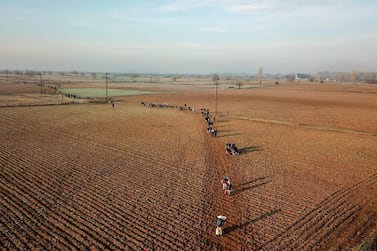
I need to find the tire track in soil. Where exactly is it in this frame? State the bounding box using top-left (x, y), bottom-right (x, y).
top-left (262, 173), bottom-right (377, 250)
top-left (201, 123), bottom-right (245, 250)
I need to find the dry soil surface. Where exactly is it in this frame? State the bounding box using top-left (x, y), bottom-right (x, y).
top-left (1, 82), bottom-right (376, 250)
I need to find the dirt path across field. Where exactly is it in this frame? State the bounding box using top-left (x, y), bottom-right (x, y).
top-left (203, 125), bottom-right (242, 249)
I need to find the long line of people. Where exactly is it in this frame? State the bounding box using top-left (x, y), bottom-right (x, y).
top-left (143, 103), bottom-right (240, 237)
top-left (201, 109), bottom-right (242, 236)
top-left (216, 176), bottom-right (233, 236)
top-left (201, 108), bottom-right (218, 137)
top-left (141, 101), bottom-right (195, 111)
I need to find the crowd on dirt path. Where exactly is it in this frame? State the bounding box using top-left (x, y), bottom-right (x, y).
top-left (65, 93), bottom-right (80, 99)
top-left (216, 176), bottom-right (233, 236)
top-left (141, 103), bottom-right (239, 237)
top-left (201, 108), bottom-right (233, 237)
top-left (201, 108), bottom-right (217, 137)
top-left (225, 143), bottom-right (240, 155)
top-left (141, 101), bottom-right (195, 111)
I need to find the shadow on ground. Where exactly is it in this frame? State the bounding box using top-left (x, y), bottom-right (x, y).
top-left (231, 180), bottom-right (270, 195)
top-left (235, 176), bottom-right (269, 187)
top-left (239, 146), bottom-right (263, 154)
top-left (223, 209), bottom-right (282, 234)
top-left (217, 132), bottom-right (244, 138)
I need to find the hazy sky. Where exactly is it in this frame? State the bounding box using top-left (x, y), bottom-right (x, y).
top-left (1, 0), bottom-right (376, 74)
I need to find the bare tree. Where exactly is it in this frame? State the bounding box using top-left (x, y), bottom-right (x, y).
top-left (235, 81), bottom-right (244, 89)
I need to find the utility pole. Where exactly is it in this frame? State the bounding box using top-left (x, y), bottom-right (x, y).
top-left (213, 74), bottom-right (219, 119)
top-left (105, 72), bottom-right (108, 101)
top-left (6, 69), bottom-right (8, 84)
top-left (40, 72), bottom-right (42, 94)
top-left (215, 82), bottom-right (218, 118)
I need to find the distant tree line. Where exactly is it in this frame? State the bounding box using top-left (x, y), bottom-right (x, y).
top-left (1, 69), bottom-right (376, 84)
top-left (317, 71), bottom-right (377, 83)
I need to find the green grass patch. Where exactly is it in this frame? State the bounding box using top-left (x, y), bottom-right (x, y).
top-left (61, 88), bottom-right (156, 98)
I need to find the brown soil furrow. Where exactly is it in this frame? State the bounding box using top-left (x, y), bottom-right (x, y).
top-left (0, 216), bottom-right (19, 250)
top-left (4, 127), bottom-right (195, 200)
top-left (0, 187), bottom-right (77, 250)
top-left (2, 84), bottom-right (376, 250)
top-left (2, 156), bottom-right (191, 249)
top-left (1, 111), bottom-right (201, 194)
top-left (1, 172), bottom-right (113, 250)
top-left (263, 173), bottom-right (377, 249)
top-left (0, 115), bottom-right (209, 249)
top-left (290, 202), bottom-right (359, 250)
top-left (229, 115), bottom-right (377, 137)
top-left (303, 205), bottom-right (360, 250)
top-left (2, 134), bottom-right (178, 199)
top-left (0, 202), bottom-right (33, 250)
top-left (1, 154), bottom-right (142, 249)
top-left (266, 190), bottom-right (350, 243)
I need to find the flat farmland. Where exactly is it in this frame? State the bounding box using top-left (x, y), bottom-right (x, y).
top-left (1, 82), bottom-right (376, 250)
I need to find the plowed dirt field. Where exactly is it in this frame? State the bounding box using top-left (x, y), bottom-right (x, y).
top-left (1, 82), bottom-right (376, 250)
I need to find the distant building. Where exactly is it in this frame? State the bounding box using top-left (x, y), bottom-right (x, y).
top-left (295, 73), bottom-right (310, 81)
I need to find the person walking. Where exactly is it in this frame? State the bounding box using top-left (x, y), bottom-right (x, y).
top-left (222, 176), bottom-right (230, 195)
top-left (225, 182), bottom-right (232, 195)
top-left (211, 129), bottom-right (217, 137)
top-left (216, 216), bottom-right (226, 236)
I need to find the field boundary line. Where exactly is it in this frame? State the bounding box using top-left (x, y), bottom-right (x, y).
top-left (228, 115), bottom-right (377, 137)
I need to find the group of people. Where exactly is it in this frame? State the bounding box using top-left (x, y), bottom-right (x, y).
top-left (141, 101), bottom-right (195, 111)
top-left (139, 104), bottom-right (236, 236)
top-left (201, 109), bottom-right (235, 236)
top-left (216, 176), bottom-right (233, 236)
top-left (226, 143), bottom-right (240, 155)
top-left (201, 108), bottom-right (218, 137)
top-left (65, 93), bottom-right (79, 99)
